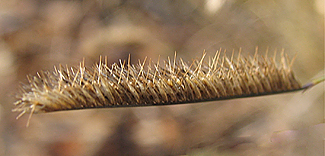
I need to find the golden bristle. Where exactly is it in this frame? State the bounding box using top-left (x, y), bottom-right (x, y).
top-left (13, 50), bottom-right (302, 125)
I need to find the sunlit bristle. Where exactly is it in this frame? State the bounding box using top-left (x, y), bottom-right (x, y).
top-left (13, 50), bottom-right (304, 125)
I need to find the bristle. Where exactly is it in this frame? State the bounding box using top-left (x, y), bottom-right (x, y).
top-left (13, 51), bottom-right (305, 125)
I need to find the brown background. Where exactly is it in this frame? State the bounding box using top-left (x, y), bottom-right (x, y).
top-left (0, 0), bottom-right (324, 155)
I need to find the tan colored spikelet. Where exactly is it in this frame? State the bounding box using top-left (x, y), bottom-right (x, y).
top-left (13, 50), bottom-right (305, 126)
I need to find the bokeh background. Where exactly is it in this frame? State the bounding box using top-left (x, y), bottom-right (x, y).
top-left (0, 0), bottom-right (324, 155)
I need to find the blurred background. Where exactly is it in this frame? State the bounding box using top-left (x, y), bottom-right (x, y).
top-left (0, 0), bottom-right (324, 155)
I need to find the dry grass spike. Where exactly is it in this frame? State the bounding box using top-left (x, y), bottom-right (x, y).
top-left (13, 49), bottom-right (308, 126)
